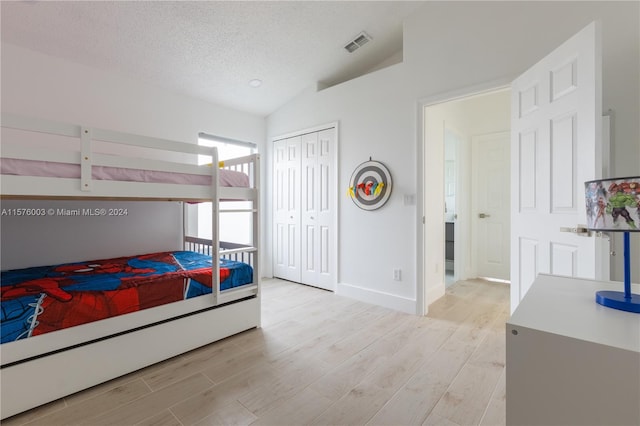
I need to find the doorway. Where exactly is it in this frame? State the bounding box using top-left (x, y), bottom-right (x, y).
top-left (423, 88), bottom-right (511, 302)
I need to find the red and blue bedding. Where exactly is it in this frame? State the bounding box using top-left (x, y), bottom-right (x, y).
top-left (0, 251), bottom-right (252, 344)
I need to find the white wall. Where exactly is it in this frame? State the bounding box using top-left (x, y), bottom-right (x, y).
top-left (268, 63), bottom-right (420, 313)
top-left (1, 43), bottom-right (266, 269)
top-left (266, 1), bottom-right (640, 313)
top-left (0, 200), bottom-right (182, 270)
top-left (1, 44), bottom-right (266, 146)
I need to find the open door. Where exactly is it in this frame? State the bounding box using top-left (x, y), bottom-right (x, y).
top-left (510, 21), bottom-right (607, 312)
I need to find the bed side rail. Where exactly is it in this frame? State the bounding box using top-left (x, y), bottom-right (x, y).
top-left (1, 113), bottom-right (221, 200)
top-left (184, 236), bottom-right (256, 266)
top-left (2, 113), bottom-right (215, 157)
top-left (219, 153), bottom-right (259, 190)
top-left (183, 236), bottom-right (259, 306)
top-left (184, 236), bottom-right (216, 255)
top-left (184, 235), bottom-right (258, 274)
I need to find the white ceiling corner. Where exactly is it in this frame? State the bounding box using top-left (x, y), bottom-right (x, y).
top-left (1, 1), bottom-right (425, 116)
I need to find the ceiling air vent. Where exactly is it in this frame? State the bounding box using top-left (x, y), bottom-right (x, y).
top-left (344, 32), bottom-right (372, 53)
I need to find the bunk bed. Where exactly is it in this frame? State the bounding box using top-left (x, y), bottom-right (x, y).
top-left (0, 113), bottom-right (260, 419)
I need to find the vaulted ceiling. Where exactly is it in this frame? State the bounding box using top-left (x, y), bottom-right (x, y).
top-left (1, 1), bottom-right (425, 116)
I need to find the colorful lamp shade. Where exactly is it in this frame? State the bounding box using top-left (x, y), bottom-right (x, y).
top-left (584, 176), bottom-right (640, 313)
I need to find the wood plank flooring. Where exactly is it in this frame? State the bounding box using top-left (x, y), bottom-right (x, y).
top-left (3, 278), bottom-right (509, 426)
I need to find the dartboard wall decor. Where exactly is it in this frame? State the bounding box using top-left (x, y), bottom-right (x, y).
top-left (348, 160), bottom-right (392, 210)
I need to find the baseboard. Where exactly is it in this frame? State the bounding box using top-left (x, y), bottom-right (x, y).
top-left (336, 282), bottom-right (416, 314)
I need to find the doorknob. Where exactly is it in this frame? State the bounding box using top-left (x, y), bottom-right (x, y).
top-left (559, 225), bottom-right (592, 236)
top-left (478, 213), bottom-right (490, 218)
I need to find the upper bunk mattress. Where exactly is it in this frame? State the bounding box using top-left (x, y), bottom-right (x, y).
top-left (0, 251), bottom-right (253, 344)
top-left (0, 158), bottom-right (249, 187)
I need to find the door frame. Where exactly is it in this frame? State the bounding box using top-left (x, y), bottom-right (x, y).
top-left (443, 126), bottom-right (463, 283)
top-left (271, 121), bottom-right (339, 291)
top-left (417, 79), bottom-right (512, 316)
top-left (442, 125), bottom-right (471, 285)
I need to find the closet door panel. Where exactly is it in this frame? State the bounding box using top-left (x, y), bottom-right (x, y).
top-left (315, 129), bottom-right (335, 288)
top-left (320, 225), bottom-right (330, 275)
top-left (301, 132), bottom-right (319, 285)
top-left (273, 137), bottom-right (301, 282)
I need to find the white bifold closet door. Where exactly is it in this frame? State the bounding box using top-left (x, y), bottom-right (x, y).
top-left (273, 127), bottom-right (336, 291)
top-left (273, 136), bottom-right (301, 283)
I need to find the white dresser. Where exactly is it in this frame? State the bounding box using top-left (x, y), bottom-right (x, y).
top-left (506, 274), bottom-right (640, 426)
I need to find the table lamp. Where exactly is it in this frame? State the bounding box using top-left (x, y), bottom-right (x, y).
top-left (585, 176), bottom-right (640, 313)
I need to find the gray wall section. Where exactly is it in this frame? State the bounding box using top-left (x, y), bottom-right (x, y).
top-left (1, 200), bottom-right (183, 270)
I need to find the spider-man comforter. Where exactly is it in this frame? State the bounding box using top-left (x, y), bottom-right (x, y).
top-left (0, 251), bottom-right (253, 344)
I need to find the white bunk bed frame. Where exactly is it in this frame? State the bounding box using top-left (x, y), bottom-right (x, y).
top-left (0, 113), bottom-right (260, 419)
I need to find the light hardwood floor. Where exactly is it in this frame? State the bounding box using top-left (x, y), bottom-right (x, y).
top-left (3, 278), bottom-right (509, 426)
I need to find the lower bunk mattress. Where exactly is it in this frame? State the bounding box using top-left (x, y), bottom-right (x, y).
top-left (0, 251), bottom-right (253, 344)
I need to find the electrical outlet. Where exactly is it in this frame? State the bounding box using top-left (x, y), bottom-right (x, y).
top-left (393, 269), bottom-right (401, 281)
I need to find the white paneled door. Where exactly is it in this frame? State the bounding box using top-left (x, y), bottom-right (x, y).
top-left (510, 21), bottom-right (606, 313)
top-left (273, 136), bottom-right (301, 282)
top-left (301, 129), bottom-right (335, 290)
top-left (274, 126), bottom-right (336, 291)
top-left (473, 132), bottom-right (510, 281)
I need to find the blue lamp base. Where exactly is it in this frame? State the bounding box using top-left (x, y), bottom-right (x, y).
top-left (595, 290), bottom-right (640, 313)
top-left (595, 231), bottom-right (639, 314)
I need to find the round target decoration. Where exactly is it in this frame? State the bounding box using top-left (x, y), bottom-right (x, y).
top-left (348, 159), bottom-right (392, 210)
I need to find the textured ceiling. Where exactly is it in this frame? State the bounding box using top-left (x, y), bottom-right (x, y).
top-left (1, 1), bottom-right (425, 116)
